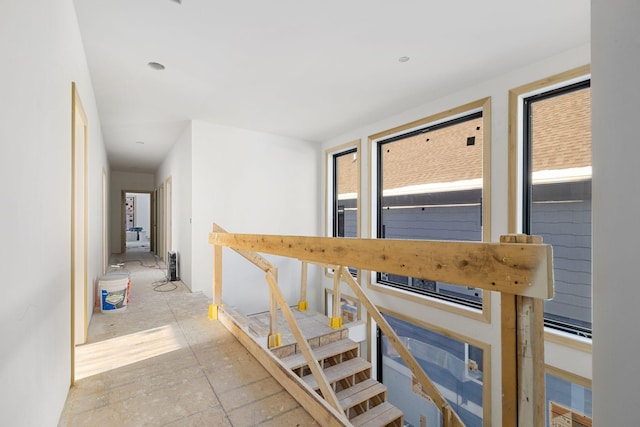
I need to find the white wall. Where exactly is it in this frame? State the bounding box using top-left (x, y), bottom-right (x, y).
top-left (110, 171), bottom-right (155, 253)
top-left (0, 0), bottom-right (109, 425)
top-left (592, 0), bottom-right (640, 424)
top-left (191, 120), bottom-right (320, 314)
top-left (156, 123), bottom-right (193, 288)
top-left (320, 44), bottom-right (591, 425)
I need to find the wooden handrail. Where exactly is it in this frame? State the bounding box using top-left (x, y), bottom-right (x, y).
top-left (209, 230), bottom-right (553, 299)
top-left (209, 224), bottom-right (554, 426)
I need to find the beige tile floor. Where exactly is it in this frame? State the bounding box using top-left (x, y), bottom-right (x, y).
top-left (59, 248), bottom-right (318, 426)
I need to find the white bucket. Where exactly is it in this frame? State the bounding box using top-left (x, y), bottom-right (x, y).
top-left (99, 274), bottom-right (130, 313)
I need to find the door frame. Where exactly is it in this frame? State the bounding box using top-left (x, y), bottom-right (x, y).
top-left (71, 82), bottom-right (88, 385)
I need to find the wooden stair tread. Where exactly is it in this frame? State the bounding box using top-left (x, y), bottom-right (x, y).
top-left (350, 401), bottom-right (403, 427)
top-left (336, 378), bottom-right (386, 409)
top-left (280, 338), bottom-right (359, 370)
top-left (301, 357), bottom-right (371, 390)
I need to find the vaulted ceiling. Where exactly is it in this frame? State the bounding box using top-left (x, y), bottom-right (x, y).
top-left (74, 0), bottom-right (590, 173)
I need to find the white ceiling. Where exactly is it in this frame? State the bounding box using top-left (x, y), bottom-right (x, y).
top-left (74, 0), bottom-right (590, 173)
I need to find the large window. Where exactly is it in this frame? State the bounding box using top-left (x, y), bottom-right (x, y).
top-left (378, 313), bottom-right (486, 427)
top-left (523, 80), bottom-right (592, 338)
top-left (375, 109), bottom-right (486, 308)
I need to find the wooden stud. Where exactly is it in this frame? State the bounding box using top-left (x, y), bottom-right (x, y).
top-left (269, 268), bottom-right (279, 345)
top-left (265, 270), bottom-right (342, 413)
top-left (209, 225), bottom-right (223, 320)
top-left (209, 229), bottom-right (553, 299)
top-left (331, 266), bottom-right (342, 328)
top-left (298, 261), bottom-right (308, 311)
top-left (500, 235), bottom-right (546, 427)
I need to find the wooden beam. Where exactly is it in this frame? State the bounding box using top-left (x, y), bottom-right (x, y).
top-left (500, 234), bottom-right (546, 427)
top-left (264, 270), bottom-right (343, 413)
top-left (209, 230), bottom-right (553, 299)
top-left (339, 269), bottom-right (465, 427)
top-left (212, 243), bottom-right (222, 306)
top-left (517, 296), bottom-right (545, 427)
top-left (298, 261), bottom-right (308, 310)
top-left (501, 294), bottom-right (518, 427)
top-left (217, 308), bottom-right (350, 427)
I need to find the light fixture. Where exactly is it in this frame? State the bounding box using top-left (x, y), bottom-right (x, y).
top-left (136, 141), bottom-right (145, 145)
top-left (398, 56), bottom-right (410, 63)
top-left (147, 62), bottom-right (165, 70)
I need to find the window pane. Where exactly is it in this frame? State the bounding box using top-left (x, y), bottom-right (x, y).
top-left (378, 113), bottom-right (483, 306)
top-left (545, 372), bottom-right (592, 427)
top-left (526, 83), bottom-right (592, 337)
top-left (334, 149), bottom-right (358, 237)
top-left (380, 314), bottom-right (484, 427)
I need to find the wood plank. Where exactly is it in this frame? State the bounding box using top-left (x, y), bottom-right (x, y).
top-left (212, 234), bottom-right (222, 306)
top-left (209, 229), bottom-right (553, 298)
top-left (217, 308), bottom-right (350, 427)
top-left (501, 293), bottom-right (518, 427)
top-left (350, 402), bottom-right (403, 427)
top-left (517, 296), bottom-right (545, 427)
top-left (302, 357), bottom-right (371, 390)
top-left (280, 338), bottom-right (359, 371)
top-left (336, 379), bottom-right (386, 410)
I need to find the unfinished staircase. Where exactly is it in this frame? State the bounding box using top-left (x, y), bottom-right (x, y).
top-left (277, 336), bottom-right (403, 427)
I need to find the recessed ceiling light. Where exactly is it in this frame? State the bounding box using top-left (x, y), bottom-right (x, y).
top-left (136, 141), bottom-right (145, 145)
top-left (148, 62), bottom-right (165, 70)
top-left (398, 56), bottom-right (410, 63)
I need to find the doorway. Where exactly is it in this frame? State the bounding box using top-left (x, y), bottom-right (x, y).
top-left (122, 191), bottom-right (152, 253)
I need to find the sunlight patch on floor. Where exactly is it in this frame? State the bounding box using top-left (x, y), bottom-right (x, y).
top-left (75, 323), bottom-right (187, 380)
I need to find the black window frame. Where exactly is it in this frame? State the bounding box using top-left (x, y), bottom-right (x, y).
top-left (375, 111), bottom-right (483, 309)
top-left (332, 147), bottom-right (358, 238)
top-left (522, 79), bottom-right (592, 339)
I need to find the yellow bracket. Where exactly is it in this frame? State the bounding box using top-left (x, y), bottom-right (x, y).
top-left (268, 333), bottom-right (282, 348)
top-left (208, 304), bottom-right (219, 320)
top-left (297, 300), bottom-right (308, 311)
top-left (330, 317), bottom-right (343, 329)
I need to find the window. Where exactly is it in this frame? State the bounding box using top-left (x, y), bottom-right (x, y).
top-left (332, 148), bottom-right (358, 238)
top-left (545, 369), bottom-right (592, 427)
top-left (378, 313), bottom-right (487, 427)
top-left (522, 80), bottom-right (592, 338)
top-left (374, 108), bottom-right (486, 308)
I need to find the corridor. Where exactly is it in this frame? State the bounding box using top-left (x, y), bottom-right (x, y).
top-left (58, 249), bottom-right (317, 426)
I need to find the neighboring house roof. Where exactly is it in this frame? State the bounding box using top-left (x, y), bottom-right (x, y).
top-left (336, 87), bottom-right (591, 197)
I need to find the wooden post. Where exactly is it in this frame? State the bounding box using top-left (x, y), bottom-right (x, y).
top-left (330, 266), bottom-right (343, 329)
top-left (500, 234), bottom-right (546, 427)
top-left (298, 261), bottom-right (308, 311)
top-left (208, 226), bottom-right (223, 320)
top-left (268, 268), bottom-right (281, 348)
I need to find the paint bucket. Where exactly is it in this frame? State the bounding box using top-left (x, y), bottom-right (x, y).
top-left (99, 273), bottom-right (130, 313)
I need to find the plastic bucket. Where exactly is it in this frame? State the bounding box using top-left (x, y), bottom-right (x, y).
top-left (99, 274), bottom-right (130, 313)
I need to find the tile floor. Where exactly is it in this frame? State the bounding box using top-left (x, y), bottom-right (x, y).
top-left (58, 248), bottom-right (318, 426)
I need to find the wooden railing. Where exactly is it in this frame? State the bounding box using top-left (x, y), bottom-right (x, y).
top-left (209, 224), bottom-right (554, 427)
